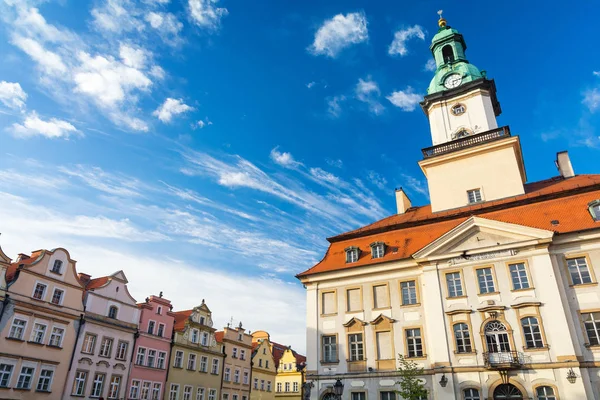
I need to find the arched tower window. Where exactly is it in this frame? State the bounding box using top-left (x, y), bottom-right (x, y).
top-left (442, 45), bottom-right (455, 63)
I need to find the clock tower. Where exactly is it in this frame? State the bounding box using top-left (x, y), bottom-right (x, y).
top-left (418, 15), bottom-right (527, 212)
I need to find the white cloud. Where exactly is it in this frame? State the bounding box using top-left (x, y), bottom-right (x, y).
top-left (195, 118), bottom-right (213, 129)
top-left (188, 0), bottom-right (229, 30)
top-left (149, 65), bottom-right (166, 80)
top-left (58, 164), bottom-right (144, 198)
top-left (309, 167), bottom-right (341, 186)
top-left (0, 81), bottom-right (27, 110)
top-left (388, 25), bottom-right (425, 56)
top-left (145, 11), bottom-right (183, 44)
top-left (386, 87), bottom-right (422, 112)
top-left (11, 36), bottom-right (68, 75)
top-left (593, 71), bottom-right (600, 77)
top-left (119, 44), bottom-right (148, 69)
top-left (327, 95), bottom-right (345, 117)
top-left (355, 77), bottom-right (384, 115)
top-left (583, 88), bottom-right (600, 112)
top-left (309, 12), bottom-right (368, 58)
top-left (367, 170), bottom-right (387, 190)
top-left (10, 112), bottom-right (78, 139)
top-left (14, 7), bottom-right (76, 43)
top-left (153, 98), bottom-right (194, 122)
top-left (325, 158), bottom-right (343, 168)
top-left (91, 0), bottom-right (145, 34)
top-left (424, 59), bottom-right (436, 71)
top-left (306, 81), bottom-right (316, 89)
top-left (270, 147), bottom-right (302, 168)
top-left (401, 173), bottom-right (429, 197)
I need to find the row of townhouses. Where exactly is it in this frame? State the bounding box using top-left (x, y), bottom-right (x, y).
top-left (0, 247), bottom-right (306, 400)
top-left (298, 16), bottom-right (600, 400)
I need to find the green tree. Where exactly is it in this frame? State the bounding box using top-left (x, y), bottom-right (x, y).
top-left (395, 354), bottom-right (428, 400)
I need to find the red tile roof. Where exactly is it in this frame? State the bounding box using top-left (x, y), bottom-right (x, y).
top-left (271, 341), bottom-right (306, 368)
top-left (85, 276), bottom-right (109, 290)
top-left (298, 175), bottom-right (600, 277)
top-left (173, 310), bottom-right (193, 331)
top-left (215, 331), bottom-right (224, 343)
top-left (6, 256), bottom-right (36, 282)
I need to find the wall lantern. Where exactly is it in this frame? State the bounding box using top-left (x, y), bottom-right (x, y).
top-left (567, 368), bottom-right (577, 384)
top-left (333, 379), bottom-right (344, 400)
top-left (439, 374), bottom-right (448, 387)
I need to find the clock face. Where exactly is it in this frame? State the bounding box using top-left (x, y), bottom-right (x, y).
top-left (444, 74), bottom-right (462, 89)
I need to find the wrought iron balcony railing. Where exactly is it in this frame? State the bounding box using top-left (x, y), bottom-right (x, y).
top-left (422, 126), bottom-right (511, 159)
top-left (483, 351), bottom-right (525, 369)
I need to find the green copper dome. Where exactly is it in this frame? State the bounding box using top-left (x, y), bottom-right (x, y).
top-left (426, 23), bottom-right (485, 95)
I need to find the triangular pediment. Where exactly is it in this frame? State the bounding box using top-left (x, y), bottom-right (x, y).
top-left (370, 314), bottom-right (396, 325)
top-left (110, 270), bottom-right (128, 283)
top-left (342, 317), bottom-right (367, 328)
top-left (413, 216), bottom-right (553, 261)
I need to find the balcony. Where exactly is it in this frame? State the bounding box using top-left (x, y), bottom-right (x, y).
top-left (421, 126), bottom-right (511, 159)
top-left (483, 351), bottom-right (525, 370)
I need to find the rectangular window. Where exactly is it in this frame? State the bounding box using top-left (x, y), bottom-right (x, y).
top-left (260, 379), bottom-right (265, 390)
top-left (346, 249), bottom-right (359, 263)
top-left (293, 382), bottom-right (299, 392)
top-left (187, 353), bottom-right (197, 370)
top-left (401, 280), bottom-right (418, 305)
top-left (201, 332), bottom-right (209, 346)
top-left (348, 333), bottom-right (364, 361)
top-left (224, 367), bottom-right (231, 381)
top-left (33, 282), bottom-right (47, 300)
top-left (322, 291), bottom-right (335, 314)
top-left (232, 347), bottom-right (238, 358)
top-left (346, 288), bottom-right (361, 312)
top-left (285, 382), bottom-right (290, 392)
top-left (174, 350), bottom-right (183, 368)
top-left (240, 349), bottom-right (246, 360)
top-left (99, 337), bottom-right (113, 357)
top-left (0, 364), bottom-right (14, 388)
top-left (509, 263), bottom-right (530, 290)
top-left (322, 335), bottom-right (337, 362)
top-left (136, 347), bottom-right (147, 365)
top-left (51, 259), bottom-right (63, 274)
top-left (157, 351), bottom-right (167, 369)
top-left (211, 359), bottom-right (219, 374)
top-left (169, 384), bottom-right (180, 400)
top-left (376, 331), bottom-right (393, 360)
top-left (233, 395), bottom-right (238, 400)
top-left (200, 356), bottom-right (208, 372)
top-left (73, 370), bottom-right (87, 395)
top-left (191, 329), bottom-right (199, 343)
top-left (16, 369), bottom-right (33, 392)
top-left (197, 387), bottom-right (205, 400)
top-left (352, 392), bottom-right (366, 400)
top-left (49, 327), bottom-right (64, 347)
top-left (223, 394), bottom-right (229, 400)
top-left (148, 321), bottom-right (155, 335)
top-left (141, 381), bottom-right (151, 399)
top-left (243, 370), bottom-right (249, 384)
top-left (152, 383), bottom-right (162, 400)
top-left (209, 389), bottom-right (217, 400)
top-left (82, 333), bottom-right (96, 354)
top-left (373, 284), bottom-right (389, 309)
top-left (31, 323), bottom-right (47, 344)
top-left (453, 323), bottom-right (472, 353)
top-left (108, 375), bottom-right (121, 399)
top-left (568, 257), bottom-right (593, 285)
top-left (467, 189), bottom-right (482, 204)
top-left (372, 244), bottom-right (384, 259)
top-left (234, 369), bottom-right (240, 383)
top-left (406, 328), bottom-right (423, 358)
top-left (254, 378), bottom-right (259, 390)
top-left (259, 359), bottom-right (263, 367)
top-left (51, 288), bottom-right (64, 305)
top-left (584, 312), bottom-right (600, 345)
top-left (446, 272), bottom-right (463, 297)
top-left (158, 323), bottom-right (165, 337)
top-left (130, 380), bottom-right (141, 399)
top-left (90, 373), bottom-right (105, 397)
top-left (267, 382), bottom-right (271, 392)
top-left (116, 341), bottom-right (128, 360)
top-left (476, 267), bottom-right (496, 294)
top-left (380, 392), bottom-right (396, 400)
top-left (521, 317), bottom-right (544, 348)
top-left (9, 318), bottom-right (27, 340)
top-left (277, 383), bottom-right (282, 392)
top-left (36, 368), bottom-right (53, 392)
top-left (147, 349), bottom-right (156, 368)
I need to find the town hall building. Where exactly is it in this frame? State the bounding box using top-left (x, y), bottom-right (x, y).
top-left (297, 15), bottom-right (600, 400)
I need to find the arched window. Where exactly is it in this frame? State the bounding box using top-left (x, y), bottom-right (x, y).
top-left (453, 323), bottom-right (472, 353)
top-left (493, 384), bottom-right (523, 399)
top-left (535, 386), bottom-right (556, 400)
top-left (521, 317), bottom-right (544, 348)
top-left (484, 321), bottom-right (510, 353)
top-left (442, 45), bottom-right (454, 63)
top-left (108, 306), bottom-right (118, 319)
top-left (455, 129), bottom-right (471, 139)
top-left (451, 103), bottom-right (466, 116)
top-left (463, 388), bottom-right (480, 400)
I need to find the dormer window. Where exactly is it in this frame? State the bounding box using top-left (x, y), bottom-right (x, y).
top-left (345, 247), bottom-right (359, 263)
top-left (108, 306), bottom-right (118, 319)
top-left (370, 242), bottom-right (385, 259)
top-left (467, 189), bottom-right (483, 204)
top-left (442, 45), bottom-right (454, 63)
top-left (51, 260), bottom-right (63, 274)
top-left (589, 200), bottom-right (600, 221)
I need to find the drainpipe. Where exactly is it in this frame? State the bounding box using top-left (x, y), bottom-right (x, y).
top-left (125, 329), bottom-right (140, 397)
top-left (219, 343), bottom-right (227, 397)
top-left (0, 294), bottom-right (10, 324)
top-left (314, 282), bottom-right (319, 396)
top-left (61, 313), bottom-right (85, 399)
top-left (435, 262), bottom-right (456, 396)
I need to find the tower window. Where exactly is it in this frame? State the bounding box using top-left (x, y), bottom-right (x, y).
top-left (467, 189), bottom-right (482, 204)
top-left (442, 45), bottom-right (454, 63)
top-left (451, 103), bottom-right (466, 116)
top-left (589, 200), bottom-right (600, 221)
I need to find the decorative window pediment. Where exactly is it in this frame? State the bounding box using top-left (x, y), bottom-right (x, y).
top-left (345, 246), bottom-right (360, 263)
top-left (342, 317), bottom-right (367, 328)
top-left (370, 314), bottom-right (396, 325)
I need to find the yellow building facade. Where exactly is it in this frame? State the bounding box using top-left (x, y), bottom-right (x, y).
top-left (250, 334), bottom-right (276, 400)
top-left (217, 324), bottom-right (253, 400)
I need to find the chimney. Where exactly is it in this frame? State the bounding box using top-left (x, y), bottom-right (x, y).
top-left (17, 253), bottom-right (30, 261)
top-left (395, 188), bottom-right (412, 214)
top-left (78, 273), bottom-right (91, 285)
top-left (555, 151), bottom-right (575, 178)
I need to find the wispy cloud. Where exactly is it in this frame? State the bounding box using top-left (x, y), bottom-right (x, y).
top-left (367, 170), bottom-right (387, 190)
top-left (326, 95), bottom-right (345, 118)
top-left (326, 158), bottom-right (343, 168)
top-left (306, 81), bottom-right (316, 89)
top-left (424, 59), bottom-right (436, 72)
top-left (188, 0), bottom-right (229, 31)
top-left (355, 76), bottom-right (384, 115)
top-left (195, 118), bottom-right (213, 129)
top-left (153, 98), bottom-right (194, 122)
top-left (583, 88), bottom-right (600, 112)
top-left (270, 147), bottom-right (302, 168)
top-left (10, 112), bottom-right (79, 139)
top-left (386, 87), bottom-right (422, 112)
top-left (0, 81), bottom-right (27, 111)
top-left (308, 12), bottom-right (368, 58)
top-left (388, 25), bottom-right (425, 56)
top-left (58, 164), bottom-right (145, 198)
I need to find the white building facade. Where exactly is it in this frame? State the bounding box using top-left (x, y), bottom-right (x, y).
top-left (298, 16), bottom-right (600, 400)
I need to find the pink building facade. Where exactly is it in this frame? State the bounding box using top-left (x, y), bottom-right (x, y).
top-left (126, 294), bottom-right (175, 400)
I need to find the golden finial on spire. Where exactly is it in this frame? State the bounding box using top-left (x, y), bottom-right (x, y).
top-left (437, 10), bottom-right (447, 28)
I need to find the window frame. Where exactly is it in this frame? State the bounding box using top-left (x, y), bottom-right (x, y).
top-left (147, 320), bottom-right (156, 335)
top-left (581, 310), bottom-right (600, 347)
top-left (211, 358), bottom-right (219, 374)
top-left (444, 269), bottom-right (466, 298)
top-left (404, 326), bottom-right (425, 359)
top-left (321, 334), bottom-right (339, 364)
top-left (320, 289), bottom-right (337, 316)
top-left (98, 336), bottom-right (114, 358)
top-left (48, 326), bottom-right (65, 348)
top-left (399, 278), bottom-right (420, 307)
top-left (370, 242), bottom-right (385, 259)
top-left (345, 246), bottom-right (360, 263)
top-left (474, 265), bottom-right (498, 295)
top-left (452, 322), bottom-right (473, 354)
top-left (32, 281), bottom-right (48, 301)
top-left (187, 353), bottom-right (197, 370)
top-left (345, 286), bottom-right (363, 313)
top-left (347, 332), bottom-right (364, 361)
top-left (372, 282), bottom-right (391, 310)
top-left (0, 363), bottom-right (15, 388)
top-left (50, 287), bottom-right (65, 305)
top-left (107, 374), bottom-right (121, 399)
top-left (108, 306), bottom-right (119, 319)
top-left (506, 261), bottom-right (533, 291)
top-left (173, 350), bottom-right (183, 368)
top-left (467, 188), bottom-right (483, 204)
top-left (520, 316), bottom-right (545, 350)
top-left (50, 259), bottom-right (63, 274)
top-left (200, 355), bottom-right (208, 372)
top-left (30, 322), bottom-right (48, 344)
top-left (588, 199), bottom-right (600, 222)
top-left (36, 367), bottom-right (54, 392)
top-left (90, 372), bottom-right (105, 398)
top-left (462, 387), bottom-right (481, 400)
top-left (130, 379), bottom-right (141, 399)
top-left (115, 340), bottom-right (128, 361)
top-left (72, 370), bottom-right (88, 396)
top-left (532, 384), bottom-right (559, 400)
top-left (565, 254), bottom-right (597, 287)
top-left (374, 329), bottom-right (394, 361)
top-left (450, 103), bottom-right (466, 116)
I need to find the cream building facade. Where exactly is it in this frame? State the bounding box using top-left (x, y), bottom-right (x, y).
top-left (250, 332), bottom-right (276, 400)
top-left (274, 347), bottom-right (304, 400)
top-left (298, 16), bottom-right (600, 400)
top-left (217, 324), bottom-right (253, 400)
top-left (168, 302), bottom-right (224, 400)
top-left (0, 248), bottom-right (85, 400)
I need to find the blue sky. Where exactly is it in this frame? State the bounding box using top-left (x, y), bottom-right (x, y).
top-left (0, 0), bottom-right (599, 352)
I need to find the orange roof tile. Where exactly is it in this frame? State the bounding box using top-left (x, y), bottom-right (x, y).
top-left (85, 276), bottom-right (109, 290)
top-left (298, 175), bottom-right (600, 277)
top-left (173, 310), bottom-right (193, 331)
top-left (271, 341), bottom-right (306, 368)
top-left (215, 331), bottom-right (224, 343)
